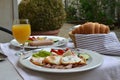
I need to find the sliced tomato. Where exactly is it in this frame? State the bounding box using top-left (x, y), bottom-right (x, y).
top-left (51, 49), bottom-right (63, 55)
top-left (50, 48), bottom-right (73, 55)
top-left (58, 49), bottom-right (64, 55)
top-left (32, 36), bottom-right (36, 39)
top-left (28, 37), bottom-right (34, 41)
top-left (65, 48), bottom-right (70, 51)
top-left (51, 49), bottom-right (58, 53)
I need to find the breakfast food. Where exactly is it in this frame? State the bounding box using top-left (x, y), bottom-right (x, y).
top-left (27, 36), bottom-right (54, 46)
top-left (30, 48), bottom-right (88, 69)
top-left (28, 40), bottom-right (54, 46)
top-left (69, 22), bottom-right (110, 47)
top-left (71, 22), bottom-right (110, 34)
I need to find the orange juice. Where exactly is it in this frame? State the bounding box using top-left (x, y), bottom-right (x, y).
top-left (12, 24), bottom-right (31, 44)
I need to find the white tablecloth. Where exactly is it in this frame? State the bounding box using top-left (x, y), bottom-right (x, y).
top-left (1, 43), bottom-right (120, 80)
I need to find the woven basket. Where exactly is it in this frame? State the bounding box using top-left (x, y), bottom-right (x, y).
top-left (68, 31), bottom-right (77, 47)
top-left (69, 32), bottom-right (120, 56)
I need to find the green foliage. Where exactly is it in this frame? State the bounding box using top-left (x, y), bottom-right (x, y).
top-left (78, 0), bottom-right (116, 25)
top-left (19, 0), bottom-right (66, 32)
top-left (65, 0), bottom-right (119, 26)
top-left (65, 1), bottom-right (78, 22)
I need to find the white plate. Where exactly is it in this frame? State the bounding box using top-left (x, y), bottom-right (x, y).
top-left (19, 48), bottom-right (103, 73)
top-left (10, 36), bottom-right (68, 48)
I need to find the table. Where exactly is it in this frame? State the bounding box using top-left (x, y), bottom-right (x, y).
top-left (1, 43), bottom-right (120, 80)
top-left (0, 49), bottom-right (23, 80)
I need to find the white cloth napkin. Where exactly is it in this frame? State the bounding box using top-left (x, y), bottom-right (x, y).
top-left (75, 32), bottom-right (120, 55)
top-left (1, 43), bottom-right (120, 80)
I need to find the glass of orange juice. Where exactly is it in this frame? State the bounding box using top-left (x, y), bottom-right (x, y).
top-left (12, 19), bottom-right (31, 55)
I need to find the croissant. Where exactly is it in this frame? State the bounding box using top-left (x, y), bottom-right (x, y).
top-left (72, 22), bottom-right (110, 34)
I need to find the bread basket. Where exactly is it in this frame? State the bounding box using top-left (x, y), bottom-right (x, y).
top-left (69, 22), bottom-right (110, 47)
top-left (69, 31), bottom-right (76, 47)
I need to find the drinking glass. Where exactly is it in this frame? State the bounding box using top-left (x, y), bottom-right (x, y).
top-left (12, 19), bottom-right (31, 56)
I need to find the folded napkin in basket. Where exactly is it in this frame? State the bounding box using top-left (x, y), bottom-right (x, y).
top-left (75, 32), bottom-right (120, 55)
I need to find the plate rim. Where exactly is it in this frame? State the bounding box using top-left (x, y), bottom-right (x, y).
top-left (10, 35), bottom-right (68, 48)
top-left (19, 48), bottom-right (103, 73)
